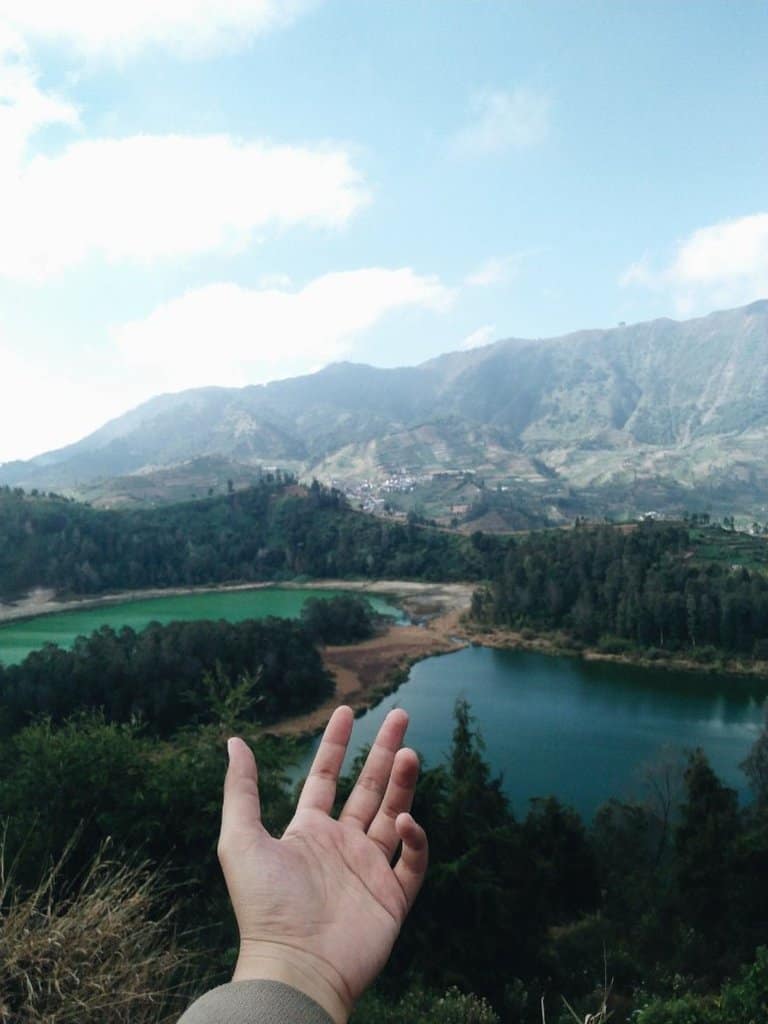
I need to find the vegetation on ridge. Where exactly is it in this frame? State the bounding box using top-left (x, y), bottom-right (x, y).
top-left (0, 479), bottom-right (490, 599)
top-left (472, 521), bottom-right (768, 663)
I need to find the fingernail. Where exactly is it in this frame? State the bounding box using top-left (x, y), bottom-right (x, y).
top-left (227, 737), bottom-right (235, 761)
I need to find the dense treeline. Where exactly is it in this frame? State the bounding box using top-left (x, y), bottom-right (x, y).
top-left (300, 593), bottom-right (377, 644)
top-left (472, 522), bottom-right (768, 658)
top-left (385, 705), bottom-right (768, 1019)
top-left (0, 616), bottom-right (333, 736)
top-left (0, 480), bottom-right (491, 598)
top-left (2, 700), bottom-right (768, 1022)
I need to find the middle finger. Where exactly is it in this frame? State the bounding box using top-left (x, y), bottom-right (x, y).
top-left (339, 708), bottom-right (409, 830)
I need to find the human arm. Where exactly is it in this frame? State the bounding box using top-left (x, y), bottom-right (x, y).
top-left (177, 705), bottom-right (428, 1024)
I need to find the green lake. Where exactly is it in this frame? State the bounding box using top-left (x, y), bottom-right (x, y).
top-left (0, 587), bottom-right (402, 666)
top-left (296, 645), bottom-right (768, 820)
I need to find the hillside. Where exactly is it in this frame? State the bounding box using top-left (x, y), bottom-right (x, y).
top-left (0, 480), bottom-right (491, 599)
top-left (3, 300), bottom-right (767, 519)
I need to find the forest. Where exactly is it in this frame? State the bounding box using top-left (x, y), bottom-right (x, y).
top-left (1, 695), bottom-right (767, 1023)
top-left (6, 482), bottom-right (768, 667)
top-left (0, 616), bottom-right (332, 736)
top-left (4, 491), bottom-right (768, 1019)
top-left (0, 594), bottom-right (378, 737)
top-left (472, 522), bottom-right (768, 660)
top-left (0, 480), bottom-right (491, 597)
top-left (300, 592), bottom-right (377, 644)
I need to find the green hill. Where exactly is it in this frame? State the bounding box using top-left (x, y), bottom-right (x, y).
top-left (0, 479), bottom-right (490, 598)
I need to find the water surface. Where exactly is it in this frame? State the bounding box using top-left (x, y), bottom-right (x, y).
top-left (0, 587), bottom-right (401, 666)
top-left (296, 646), bottom-right (768, 819)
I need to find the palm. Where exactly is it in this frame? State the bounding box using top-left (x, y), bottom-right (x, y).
top-left (251, 812), bottom-right (404, 994)
top-left (219, 707), bottom-right (428, 1020)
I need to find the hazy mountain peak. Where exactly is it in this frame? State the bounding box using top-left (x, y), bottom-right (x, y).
top-left (3, 301), bottom-right (767, 516)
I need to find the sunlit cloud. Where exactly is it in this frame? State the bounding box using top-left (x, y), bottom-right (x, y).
top-left (452, 87), bottom-right (550, 157)
top-left (621, 213), bottom-right (768, 315)
top-left (465, 256), bottom-right (520, 287)
top-left (0, 268), bottom-right (452, 462)
top-left (0, 27), bottom-right (79, 164)
top-left (0, 133), bottom-right (369, 281)
top-left (0, 337), bottom-right (117, 462)
top-left (0, 23), bottom-right (368, 282)
top-left (0, 0), bottom-right (318, 59)
top-left (113, 268), bottom-right (454, 392)
top-left (459, 325), bottom-right (496, 351)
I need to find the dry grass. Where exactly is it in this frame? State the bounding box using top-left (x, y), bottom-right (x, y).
top-left (560, 993), bottom-right (611, 1024)
top-left (0, 844), bottom-right (195, 1024)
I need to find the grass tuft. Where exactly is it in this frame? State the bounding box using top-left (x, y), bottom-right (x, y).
top-left (0, 842), bottom-right (195, 1023)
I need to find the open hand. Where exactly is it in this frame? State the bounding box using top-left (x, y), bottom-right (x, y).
top-left (218, 706), bottom-right (428, 1023)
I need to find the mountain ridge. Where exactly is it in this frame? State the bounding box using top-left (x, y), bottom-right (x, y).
top-left (4, 300), bottom-right (768, 518)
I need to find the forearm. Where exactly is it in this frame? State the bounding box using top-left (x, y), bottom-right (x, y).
top-left (176, 980), bottom-right (334, 1024)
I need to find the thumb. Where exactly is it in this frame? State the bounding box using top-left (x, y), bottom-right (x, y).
top-left (220, 736), bottom-right (266, 838)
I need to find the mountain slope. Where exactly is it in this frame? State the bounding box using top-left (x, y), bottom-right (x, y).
top-left (3, 301), bottom-right (767, 515)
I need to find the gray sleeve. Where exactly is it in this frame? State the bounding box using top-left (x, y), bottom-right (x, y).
top-left (176, 980), bottom-right (334, 1024)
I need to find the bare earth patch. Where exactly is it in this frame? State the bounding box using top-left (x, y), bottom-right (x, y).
top-left (264, 605), bottom-right (470, 738)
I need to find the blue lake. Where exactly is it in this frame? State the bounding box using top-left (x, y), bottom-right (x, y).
top-left (296, 645), bottom-right (768, 820)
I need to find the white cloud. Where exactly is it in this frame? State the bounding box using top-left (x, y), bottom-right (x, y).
top-left (257, 272), bottom-right (294, 289)
top-left (465, 256), bottom-right (520, 287)
top-left (0, 267), bottom-right (451, 461)
top-left (459, 325), bottom-right (496, 351)
top-left (113, 268), bottom-right (453, 392)
top-left (0, 0), bottom-right (317, 59)
top-left (0, 338), bottom-right (117, 462)
top-left (452, 87), bottom-right (550, 157)
top-left (621, 213), bottom-right (768, 315)
top-left (0, 28), bottom-right (79, 165)
top-left (0, 31), bottom-right (367, 281)
top-left (0, 133), bottom-right (368, 281)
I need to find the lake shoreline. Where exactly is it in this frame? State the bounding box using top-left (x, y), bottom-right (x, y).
top-left (466, 625), bottom-right (768, 682)
top-left (263, 606), bottom-right (469, 739)
top-left (0, 579), bottom-right (474, 626)
top-left (4, 580), bottom-right (766, 745)
top-left (269, 617), bottom-right (768, 740)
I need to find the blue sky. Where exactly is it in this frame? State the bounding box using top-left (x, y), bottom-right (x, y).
top-left (0, 0), bottom-right (766, 461)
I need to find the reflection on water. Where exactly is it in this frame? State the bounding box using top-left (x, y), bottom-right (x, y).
top-left (295, 646), bottom-right (768, 820)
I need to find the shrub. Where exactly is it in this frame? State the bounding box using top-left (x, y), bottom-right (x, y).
top-left (645, 647), bottom-right (669, 661)
top-left (691, 645), bottom-right (719, 665)
top-left (353, 986), bottom-right (500, 1023)
top-left (720, 945), bottom-right (768, 1021)
top-left (596, 636), bottom-right (635, 655)
top-left (634, 995), bottom-right (719, 1023)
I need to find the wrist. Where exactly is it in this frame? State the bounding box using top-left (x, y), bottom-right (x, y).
top-left (233, 941), bottom-right (350, 1024)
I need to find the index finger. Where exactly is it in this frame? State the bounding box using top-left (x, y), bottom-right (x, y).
top-left (295, 705), bottom-right (355, 814)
